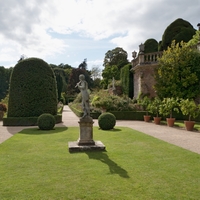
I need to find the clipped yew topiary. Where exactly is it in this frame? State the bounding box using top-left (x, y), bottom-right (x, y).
top-left (144, 38), bottom-right (158, 53)
top-left (37, 113), bottom-right (55, 130)
top-left (98, 112), bottom-right (116, 130)
top-left (159, 18), bottom-right (196, 51)
top-left (7, 57), bottom-right (58, 118)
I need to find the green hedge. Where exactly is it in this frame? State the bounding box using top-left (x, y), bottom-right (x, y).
top-left (120, 64), bottom-right (133, 98)
top-left (68, 105), bottom-right (83, 118)
top-left (3, 114), bottom-right (62, 126)
top-left (8, 57), bottom-right (58, 118)
top-left (68, 104), bottom-right (200, 121)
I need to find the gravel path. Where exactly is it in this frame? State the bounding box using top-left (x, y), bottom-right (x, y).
top-left (1, 106), bottom-right (200, 154)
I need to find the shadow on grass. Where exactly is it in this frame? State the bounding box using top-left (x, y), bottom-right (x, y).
top-left (17, 126), bottom-right (68, 135)
top-left (98, 128), bottom-right (122, 132)
top-left (85, 151), bottom-right (130, 178)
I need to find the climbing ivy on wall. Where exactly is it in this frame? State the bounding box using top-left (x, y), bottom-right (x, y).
top-left (120, 64), bottom-right (133, 98)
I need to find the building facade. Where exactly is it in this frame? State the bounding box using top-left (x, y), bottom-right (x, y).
top-left (131, 49), bottom-right (162, 98)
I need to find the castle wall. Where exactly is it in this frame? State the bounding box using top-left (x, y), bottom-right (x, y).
top-left (133, 63), bottom-right (158, 98)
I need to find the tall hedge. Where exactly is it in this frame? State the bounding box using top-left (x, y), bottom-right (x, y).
top-left (120, 64), bottom-right (133, 98)
top-left (144, 38), bottom-right (158, 53)
top-left (7, 58), bottom-right (58, 117)
top-left (159, 18), bottom-right (196, 51)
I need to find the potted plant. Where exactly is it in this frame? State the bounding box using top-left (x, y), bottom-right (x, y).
top-left (147, 97), bottom-right (162, 124)
top-left (138, 96), bottom-right (152, 122)
top-left (179, 99), bottom-right (200, 131)
top-left (0, 103), bottom-right (7, 120)
top-left (159, 97), bottom-right (179, 127)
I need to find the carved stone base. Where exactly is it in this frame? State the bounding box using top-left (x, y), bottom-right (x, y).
top-left (68, 116), bottom-right (106, 152)
top-left (77, 116), bottom-right (95, 145)
top-left (68, 141), bottom-right (106, 152)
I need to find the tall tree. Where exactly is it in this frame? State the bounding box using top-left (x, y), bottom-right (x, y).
top-left (78, 59), bottom-right (87, 70)
top-left (120, 64), bottom-right (133, 98)
top-left (67, 68), bottom-right (92, 94)
top-left (103, 47), bottom-right (129, 70)
top-left (53, 68), bottom-right (66, 101)
top-left (187, 30), bottom-right (200, 47)
top-left (155, 40), bottom-right (200, 99)
top-left (101, 65), bottom-right (120, 89)
top-left (0, 67), bottom-right (13, 100)
top-left (90, 65), bottom-right (102, 80)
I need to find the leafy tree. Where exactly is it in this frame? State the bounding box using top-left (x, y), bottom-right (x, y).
top-left (78, 59), bottom-right (87, 70)
top-left (91, 65), bottom-right (102, 80)
top-left (93, 78), bottom-right (101, 89)
top-left (101, 65), bottom-right (120, 89)
top-left (58, 63), bottom-right (72, 69)
top-left (155, 40), bottom-right (200, 99)
top-left (159, 18), bottom-right (196, 51)
top-left (187, 30), bottom-right (200, 47)
top-left (67, 68), bottom-right (92, 94)
top-left (0, 67), bottom-right (13, 100)
top-left (53, 68), bottom-right (66, 101)
top-left (50, 63), bottom-right (72, 69)
top-left (64, 67), bottom-right (73, 88)
top-left (90, 65), bottom-right (102, 89)
top-left (50, 63), bottom-right (73, 95)
top-left (103, 47), bottom-right (129, 69)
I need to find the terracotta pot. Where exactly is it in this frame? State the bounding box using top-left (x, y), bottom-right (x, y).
top-left (144, 115), bottom-right (151, 122)
top-left (166, 118), bottom-right (175, 127)
top-left (153, 117), bottom-right (161, 125)
top-left (184, 121), bottom-right (195, 131)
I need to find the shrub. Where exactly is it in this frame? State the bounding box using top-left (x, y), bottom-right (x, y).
top-left (37, 113), bottom-right (55, 130)
top-left (179, 99), bottom-right (200, 121)
top-left (91, 90), bottom-right (136, 112)
top-left (0, 103), bottom-right (7, 112)
top-left (7, 57), bottom-right (58, 117)
top-left (98, 112), bottom-right (116, 130)
top-left (147, 97), bottom-right (162, 117)
top-left (138, 96), bottom-right (152, 115)
top-left (144, 38), bottom-right (158, 53)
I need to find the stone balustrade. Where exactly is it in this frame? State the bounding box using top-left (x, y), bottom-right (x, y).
top-left (132, 51), bottom-right (163, 68)
top-left (143, 51), bottom-right (163, 63)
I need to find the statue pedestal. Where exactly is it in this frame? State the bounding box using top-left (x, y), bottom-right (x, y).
top-left (68, 116), bottom-right (106, 152)
top-left (78, 116), bottom-right (95, 145)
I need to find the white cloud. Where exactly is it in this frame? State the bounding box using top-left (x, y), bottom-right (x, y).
top-left (0, 0), bottom-right (199, 67)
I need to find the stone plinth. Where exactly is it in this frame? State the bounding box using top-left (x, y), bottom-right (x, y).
top-left (68, 141), bottom-right (106, 153)
top-left (78, 116), bottom-right (95, 145)
top-left (68, 116), bottom-right (106, 152)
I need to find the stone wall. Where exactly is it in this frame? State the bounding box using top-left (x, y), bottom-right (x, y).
top-left (133, 63), bottom-right (158, 98)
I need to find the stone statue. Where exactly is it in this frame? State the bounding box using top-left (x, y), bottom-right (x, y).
top-left (75, 74), bottom-right (90, 118)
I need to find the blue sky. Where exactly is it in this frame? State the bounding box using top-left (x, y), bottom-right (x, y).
top-left (0, 0), bottom-right (200, 70)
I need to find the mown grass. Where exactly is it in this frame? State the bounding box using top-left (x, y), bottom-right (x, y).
top-left (0, 126), bottom-right (200, 200)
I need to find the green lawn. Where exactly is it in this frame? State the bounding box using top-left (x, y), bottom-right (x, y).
top-left (0, 126), bottom-right (200, 200)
